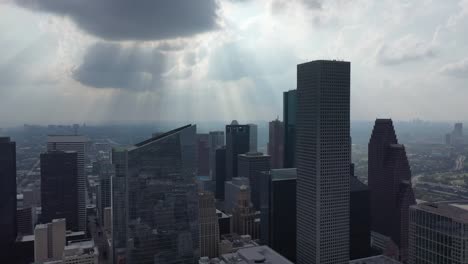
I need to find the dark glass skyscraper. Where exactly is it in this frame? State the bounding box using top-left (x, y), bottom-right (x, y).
top-left (268, 118), bottom-right (284, 169)
top-left (283, 90), bottom-right (297, 168)
top-left (0, 137), bottom-right (16, 262)
top-left (368, 119), bottom-right (416, 263)
top-left (238, 152), bottom-right (271, 211)
top-left (296, 60), bottom-right (351, 264)
top-left (350, 174), bottom-right (371, 260)
top-left (215, 146), bottom-right (227, 200)
top-left (112, 125), bottom-right (199, 264)
top-left (40, 150), bottom-right (79, 231)
top-left (226, 121), bottom-right (250, 181)
top-left (260, 168), bottom-right (297, 263)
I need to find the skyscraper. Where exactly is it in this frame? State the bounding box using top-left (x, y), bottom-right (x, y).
top-left (409, 201), bottom-right (468, 264)
top-left (198, 192), bottom-right (219, 258)
top-left (224, 177), bottom-right (250, 213)
top-left (248, 124), bottom-right (258, 152)
top-left (47, 135), bottom-right (88, 232)
top-left (97, 162), bottom-right (113, 227)
top-left (226, 121), bottom-right (250, 180)
top-left (232, 186), bottom-right (260, 239)
top-left (197, 134), bottom-right (210, 176)
top-left (208, 131), bottom-right (224, 179)
top-left (268, 118), bottom-right (284, 169)
top-left (238, 152), bottom-right (271, 211)
top-left (34, 219), bottom-right (66, 262)
top-left (112, 125), bottom-right (199, 263)
top-left (215, 146), bottom-right (227, 200)
top-left (260, 168), bottom-right (297, 262)
top-left (0, 137), bottom-right (17, 262)
top-left (296, 60), bottom-right (351, 264)
top-left (40, 150), bottom-right (79, 231)
top-left (368, 119), bottom-right (416, 262)
top-left (350, 174), bottom-right (371, 260)
top-left (283, 90), bottom-right (297, 168)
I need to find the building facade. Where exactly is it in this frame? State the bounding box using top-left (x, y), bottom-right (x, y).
top-left (215, 146), bottom-right (227, 200)
top-left (225, 121), bottom-right (250, 181)
top-left (296, 60), bottom-right (351, 264)
top-left (350, 174), bottom-right (371, 260)
top-left (232, 186), bottom-right (260, 239)
top-left (224, 177), bottom-right (250, 213)
top-left (208, 131), bottom-right (224, 179)
top-left (368, 119), bottom-right (416, 262)
top-left (283, 90), bottom-right (297, 168)
top-left (198, 192), bottom-right (219, 258)
top-left (111, 125), bottom-right (199, 264)
top-left (268, 118), bottom-right (284, 169)
top-left (34, 219), bottom-right (66, 262)
top-left (197, 134), bottom-right (210, 176)
top-left (248, 124), bottom-right (258, 152)
top-left (0, 137), bottom-right (16, 262)
top-left (238, 152), bottom-right (271, 211)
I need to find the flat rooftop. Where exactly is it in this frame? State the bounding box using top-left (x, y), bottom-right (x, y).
top-left (221, 245), bottom-right (293, 264)
top-left (349, 255), bottom-right (401, 263)
top-left (412, 200), bottom-right (468, 224)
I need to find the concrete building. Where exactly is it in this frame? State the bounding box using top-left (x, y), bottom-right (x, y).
top-left (0, 137), bottom-right (17, 262)
top-left (47, 135), bottom-right (88, 232)
top-left (41, 150), bottom-right (79, 231)
top-left (260, 168), bottom-right (297, 262)
top-left (34, 219), bottom-right (66, 262)
top-left (238, 152), bottom-right (271, 211)
top-left (368, 119), bottom-right (416, 262)
top-left (296, 60), bottom-right (351, 264)
top-left (226, 121), bottom-right (251, 181)
top-left (409, 201), bottom-right (468, 264)
top-left (199, 192), bottom-right (220, 258)
top-left (268, 118), bottom-right (284, 169)
top-left (231, 186), bottom-right (260, 239)
top-left (209, 131), bottom-right (225, 179)
top-left (224, 177), bottom-right (250, 213)
top-left (283, 90), bottom-right (297, 168)
top-left (112, 125), bottom-right (199, 263)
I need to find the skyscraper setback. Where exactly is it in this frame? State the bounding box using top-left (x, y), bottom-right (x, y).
top-left (296, 60), bottom-right (351, 264)
top-left (368, 119), bottom-right (416, 262)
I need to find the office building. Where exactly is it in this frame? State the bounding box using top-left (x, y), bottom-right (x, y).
top-left (112, 125), bottom-right (199, 263)
top-left (34, 219), bottom-right (66, 262)
top-left (218, 234), bottom-right (258, 255)
top-left (103, 207), bottom-right (112, 233)
top-left (197, 133), bottom-right (210, 176)
top-left (260, 168), bottom-right (297, 262)
top-left (224, 177), bottom-right (250, 213)
top-left (238, 152), bottom-right (271, 210)
top-left (199, 192), bottom-right (220, 258)
top-left (296, 60), bottom-right (351, 264)
top-left (15, 235), bottom-right (35, 264)
top-left (208, 131), bottom-right (225, 179)
top-left (215, 146), bottom-right (227, 200)
top-left (47, 135), bottom-right (88, 232)
top-left (17, 207), bottom-right (34, 236)
top-left (97, 162), bottom-right (112, 226)
top-left (217, 210), bottom-right (232, 238)
top-left (268, 118), bottom-right (284, 169)
top-left (283, 90), bottom-right (297, 168)
top-left (248, 124), bottom-right (258, 152)
top-left (409, 201), bottom-right (468, 264)
top-left (217, 245), bottom-right (294, 264)
top-left (368, 119), bottom-right (416, 262)
top-left (226, 121), bottom-right (251, 181)
top-left (61, 240), bottom-right (99, 264)
top-left (350, 174), bottom-right (371, 260)
top-left (447, 122), bottom-right (464, 146)
top-left (349, 255), bottom-right (401, 264)
top-left (40, 150), bottom-right (79, 231)
top-left (0, 137), bottom-right (16, 261)
top-left (231, 186), bottom-right (260, 239)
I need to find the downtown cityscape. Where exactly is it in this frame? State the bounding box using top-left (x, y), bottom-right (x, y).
top-left (2, 1), bottom-right (468, 264)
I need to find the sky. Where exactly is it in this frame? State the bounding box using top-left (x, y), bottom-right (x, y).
top-left (0, 0), bottom-right (468, 126)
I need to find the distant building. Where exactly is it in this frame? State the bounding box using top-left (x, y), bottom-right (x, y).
top-left (283, 90), bottom-right (296, 168)
top-left (238, 152), bottom-right (271, 211)
top-left (218, 234), bottom-right (258, 255)
top-left (226, 121), bottom-right (251, 181)
top-left (14, 235), bottom-right (35, 264)
top-left (224, 177), bottom-right (250, 213)
top-left (248, 124), bottom-right (258, 152)
top-left (232, 186), bottom-right (260, 239)
top-left (0, 137), bottom-right (16, 262)
top-left (349, 255), bottom-right (401, 263)
top-left (368, 119), bottom-right (416, 263)
top-left (260, 168), bottom-right (297, 262)
top-left (112, 125), bottom-right (199, 263)
top-left (97, 162), bottom-right (112, 227)
top-left (268, 118), bottom-right (284, 169)
top-left (60, 240), bottom-right (99, 264)
top-left (217, 245), bottom-right (294, 264)
top-left (17, 207), bottom-right (33, 236)
top-left (40, 150), bottom-right (79, 231)
top-left (209, 131), bottom-right (225, 179)
top-left (447, 123), bottom-right (464, 145)
top-left (215, 146), bottom-right (227, 200)
top-left (409, 201), bottom-right (468, 264)
top-left (199, 192), bottom-right (220, 258)
top-left (350, 173), bottom-right (371, 260)
top-left (296, 60), bottom-right (351, 264)
top-left (34, 219), bottom-right (66, 262)
top-left (47, 135), bottom-right (88, 232)
top-left (198, 133), bottom-right (210, 176)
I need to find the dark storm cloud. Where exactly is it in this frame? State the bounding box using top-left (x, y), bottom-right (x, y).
top-left (15, 0), bottom-right (219, 41)
top-left (73, 43), bottom-right (168, 91)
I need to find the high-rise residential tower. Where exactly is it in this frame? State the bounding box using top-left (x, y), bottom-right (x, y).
top-left (296, 60), bottom-right (351, 264)
top-left (112, 125), bottom-right (199, 263)
top-left (208, 131), bottom-right (224, 179)
top-left (283, 90), bottom-right (297, 168)
top-left (47, 135), bottom-right (88, 232)
top-left (40, 150), bottom-right (79, 231)
top-left (238, 152), bottom-right (271, 211)
top-left (268, 118), bottom-right (284, 169)
top-left (0, 137), bottom-right (16, 262)
top-left (368, 119), bottom-right (416, 262)
top-left (226, 121), bottom-right (250, 181)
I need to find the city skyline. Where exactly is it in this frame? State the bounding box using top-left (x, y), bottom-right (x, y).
top-left (2, 0), bottom-right (468, 126)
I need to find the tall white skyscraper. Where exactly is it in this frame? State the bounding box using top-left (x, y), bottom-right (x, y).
top-left (296, 60), bottom-right (351, 264)
top-left (47, 135), bottom-right (88, 232)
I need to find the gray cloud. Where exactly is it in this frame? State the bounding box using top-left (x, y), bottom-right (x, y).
top-left (15, 0), bottom-right (219, 41)
top-left (377, 35), bottom-right (436, 65)
top-left (73, 43), bottom-right (168, 91)
top-left (439, 58), bottom-right (468, 78)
